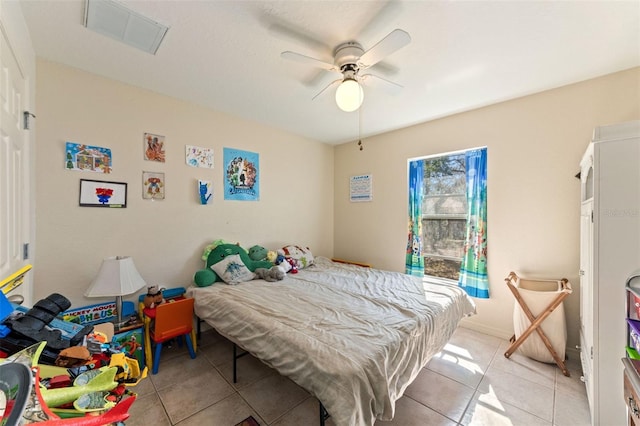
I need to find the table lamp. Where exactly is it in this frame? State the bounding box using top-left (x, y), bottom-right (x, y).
top-left (85, 256), bottom-right (147, 328)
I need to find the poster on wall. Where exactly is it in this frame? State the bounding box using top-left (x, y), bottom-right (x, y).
top-left (186, 145), bottom-right (214, 168)
top-left (142, 171), bottom-right (165, 200)
top-left (223, 148), bottom-right (259, 201)
top-left (144, 133), bottom-right (165, 163)
top-left (350, 174), bottom-right (373, 202)
top-left (65, 142), bottom-right (112, 173)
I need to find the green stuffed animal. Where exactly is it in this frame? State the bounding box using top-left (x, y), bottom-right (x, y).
top-left (248, 245), bottom-right (268, 262)
top-left (194, 243), bottom-right (273, 287)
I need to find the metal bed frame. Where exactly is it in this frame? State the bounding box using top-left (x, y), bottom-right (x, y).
top-left (198, 319), bottom-right (331, 425)
top-left (232, 342), bottom-right (330, 426)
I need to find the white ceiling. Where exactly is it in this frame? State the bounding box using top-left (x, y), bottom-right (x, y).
top-left (18, 0), bottom-right (640, 145)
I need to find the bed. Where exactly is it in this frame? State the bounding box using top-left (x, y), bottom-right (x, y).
top-left (187, 256), bottom-right (476, 426)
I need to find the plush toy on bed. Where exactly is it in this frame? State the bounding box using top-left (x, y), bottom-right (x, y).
top-left (275, 254), bottom-right (292, 274)
top-left (194, 243), bottom-right (273, 287)
top-left (248, 245), bottom-right (269, 262)
top-left (200, 238), bottom-right (235, 261)
top-left (254, 266), bottom-right (285, 282)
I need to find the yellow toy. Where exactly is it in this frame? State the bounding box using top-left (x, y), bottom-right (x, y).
top-left (109, 352), bottom-right (147, 386)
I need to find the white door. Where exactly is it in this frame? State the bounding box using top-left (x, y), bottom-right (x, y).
top-left (0, 25), bottom-right (32, 305)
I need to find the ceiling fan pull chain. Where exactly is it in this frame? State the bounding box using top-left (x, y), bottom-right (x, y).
top-left (358, 105), bottom-right (364, 151)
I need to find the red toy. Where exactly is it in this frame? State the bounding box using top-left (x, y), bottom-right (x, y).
top-left (48, 375), bottom-right (72, 389)
top-left (286, 258), bottom-right (298, 274)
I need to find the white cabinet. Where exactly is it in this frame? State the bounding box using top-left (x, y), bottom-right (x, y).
top-left (579, 120), bottom-right (640, 425)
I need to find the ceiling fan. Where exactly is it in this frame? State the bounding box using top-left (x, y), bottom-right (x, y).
top-left (281, 28), bottom-right (411, 112)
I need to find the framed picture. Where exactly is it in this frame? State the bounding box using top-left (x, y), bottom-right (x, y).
top-left (143, 171), bottom-right (165, 200)
top-left (79, 179), bottom-right (127, 208)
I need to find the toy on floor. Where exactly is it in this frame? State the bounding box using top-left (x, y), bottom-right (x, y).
top-left (108, 352), bottom-right (147, 386)
top-left (41, 367), bottom-right (119, 408)
top-left (54, 346), bottom-right (92, 368)
top-left (6, 293), bottom-right (92, 350)
top-left (0, 342), bottom-right (139, 424)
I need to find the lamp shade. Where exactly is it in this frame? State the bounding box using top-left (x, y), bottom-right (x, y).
top-left (335, 78), bottom-right (364, 112)
top-left (85, 256), bottom-right (147, 298)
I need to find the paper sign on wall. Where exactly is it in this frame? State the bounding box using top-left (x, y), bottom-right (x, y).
top-left (350, 174), bottom-right (373, 202)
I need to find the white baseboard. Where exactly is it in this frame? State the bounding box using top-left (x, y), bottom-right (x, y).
top-left (459, 317), bottom-right (512, 340)
top-left (459, 317), bottom-right (582, 366)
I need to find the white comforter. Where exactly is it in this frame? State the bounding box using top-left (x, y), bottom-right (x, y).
top-left (187, 257), bottom-right (476, 426)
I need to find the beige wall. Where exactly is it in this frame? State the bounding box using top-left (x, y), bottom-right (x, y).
top-left (34, 58), bottom-right (639, 350)
top-left (333, 67), bottom-right (640, 349)
top-left (34, 60), bottom-right (334, 308)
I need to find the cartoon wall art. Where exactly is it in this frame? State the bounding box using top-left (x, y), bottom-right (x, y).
top-left (79, 179), bottom-right (127, 207)
top-left (142, 171), bottom-right (165, 200)
top-left (223, 148), bottom-right (259, 201)
top-left (198, 180), bottom-right (213, 205)
top-left (186, 145), bottom-right (214, 168)
top-left (144, 133), bottom-right (165, 163)
top-left (65, 142), bottom-right (112, 173)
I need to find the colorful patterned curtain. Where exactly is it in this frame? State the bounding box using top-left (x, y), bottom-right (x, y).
top-left (458, 148), bottom-right (489, 298)
top-left (406, 159), bottom-right (425, 276)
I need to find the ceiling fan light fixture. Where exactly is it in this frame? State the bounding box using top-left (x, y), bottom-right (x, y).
top-left (335, 78), bottom-right (364, 112)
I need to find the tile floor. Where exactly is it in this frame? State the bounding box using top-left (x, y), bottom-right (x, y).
top-left (125, 326), bottom-right (591, 426)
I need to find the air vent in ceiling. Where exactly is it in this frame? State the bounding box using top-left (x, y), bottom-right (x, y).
top-left (84, 0), bottom-right (168, 55)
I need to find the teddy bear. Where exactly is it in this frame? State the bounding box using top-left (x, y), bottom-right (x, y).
top-left (143, 286), bottom-right (165, 309)
top-left (194, 243), bottom-right (273, 287)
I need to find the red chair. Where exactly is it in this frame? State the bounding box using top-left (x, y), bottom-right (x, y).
top-left (150, 297), bottom-right (196, 374)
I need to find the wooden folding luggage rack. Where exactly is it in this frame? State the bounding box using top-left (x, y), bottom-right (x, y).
top-left (504, 271), bottom-right (572, 376)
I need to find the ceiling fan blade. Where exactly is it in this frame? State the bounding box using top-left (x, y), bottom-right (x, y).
top-left (367, 60), bottom-right (400, 77)
top-left (312, 78), bottom-right (342, 100)
top-left (358, 29), bottom-right (411, 69)
top-left (281, 51), bottom-right (338, 72)
top-left (361, 73), bottom-right (403, 95)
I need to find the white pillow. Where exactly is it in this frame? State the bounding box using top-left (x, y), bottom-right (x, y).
top-left (281, 245), bottom-right (315, 269)
top-left (211, 254), bottom-right (255, 285)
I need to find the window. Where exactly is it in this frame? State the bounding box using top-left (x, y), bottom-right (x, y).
top-left (407, 147), bottom-right (488, 297)
top-left (422, 152), bottom-right (467, 280)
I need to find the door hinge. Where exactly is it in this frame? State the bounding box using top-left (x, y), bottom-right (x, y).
top-left (23, 243), bottom-right (29, 260)
top-left (23, 111), bottom-right (36, 130)
top-left (591, 210), bottom-right (594, 223)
